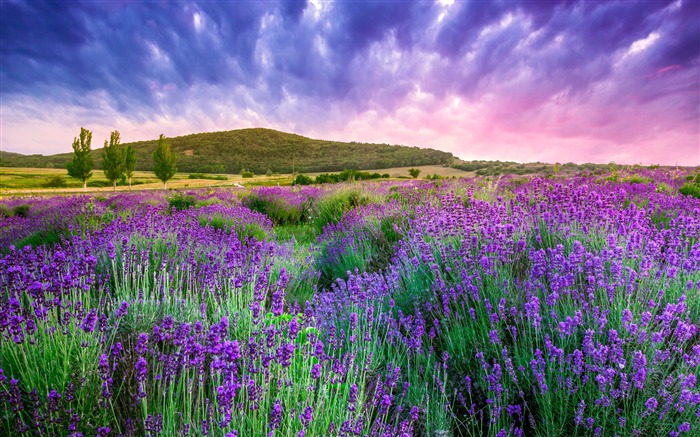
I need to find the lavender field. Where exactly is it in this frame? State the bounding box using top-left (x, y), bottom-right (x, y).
top-left (1, 171), bottom-right (699, 437)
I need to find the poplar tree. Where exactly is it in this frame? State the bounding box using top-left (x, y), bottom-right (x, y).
top-left (153, 134), bottom-right (177, 189)
top-left (67, 127), bottom-right (94, 191)
top-left (102, 130), bottom-right (124, 190)
top-left (124, 144), bottom-right (137, 189)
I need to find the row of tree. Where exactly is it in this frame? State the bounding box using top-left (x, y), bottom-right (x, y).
top-left (67, 127), bottom-right (177, 190)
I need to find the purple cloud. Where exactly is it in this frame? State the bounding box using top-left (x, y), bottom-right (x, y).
top-left (1, 0), bottom-right (697, 164)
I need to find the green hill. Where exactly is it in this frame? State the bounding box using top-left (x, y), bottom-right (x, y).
top-left (0, 128), bottom-right (453, 174)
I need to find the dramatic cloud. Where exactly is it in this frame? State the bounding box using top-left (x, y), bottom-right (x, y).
top-left (1, 0), bottom-right (698, 164)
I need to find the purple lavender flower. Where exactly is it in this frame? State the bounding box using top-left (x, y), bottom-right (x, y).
top-left (116, 301), bottom-right (129, 318)
top-left (135, 357), bottom-right (148, 382)
top-left (645, 397), bottom-right (658, 411)
top-left (270, 400), bottom-right (282, 432)
top-left (299, 406), bottom-right (313, 427)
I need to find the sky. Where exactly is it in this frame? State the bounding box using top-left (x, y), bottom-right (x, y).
top-left (1, 0), bottom-right (698, 165)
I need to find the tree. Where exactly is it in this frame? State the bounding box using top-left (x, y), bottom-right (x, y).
top-left (67, 127), bottom-right (94, 191)
top-left (124, 143), bottom-right (137, 189)
top-left (102, 130), bottom-right (124, 190)
top-left (408, 168), bottom-right (421, 179)
top-left (153, 134), bottom-right (177, 189)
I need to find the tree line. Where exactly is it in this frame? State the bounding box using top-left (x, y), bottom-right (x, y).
top-left (67, 127), bottom-right (177, 190)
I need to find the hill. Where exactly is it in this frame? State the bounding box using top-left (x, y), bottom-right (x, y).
top-left (0, 128), bottom-right (453, 174)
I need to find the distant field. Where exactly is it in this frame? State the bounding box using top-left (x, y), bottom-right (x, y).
top-left (0, 164), bottom-right (473, 195)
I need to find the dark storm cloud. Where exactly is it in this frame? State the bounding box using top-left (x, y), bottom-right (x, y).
top-left (1, 0), bottom-right (697, 162)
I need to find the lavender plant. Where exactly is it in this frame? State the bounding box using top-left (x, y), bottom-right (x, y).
top-left (1, 173), bottom-right (698, 436)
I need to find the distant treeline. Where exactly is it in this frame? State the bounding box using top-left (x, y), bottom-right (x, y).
top-left (1, 128), bottom-right (453, 174)
top-left (451, 160), bottom-right (616, 176)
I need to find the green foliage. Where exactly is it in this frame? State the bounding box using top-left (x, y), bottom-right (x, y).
top-left (624, 174), bottom-right (651, 184)
top-left (679, 171), bottom-right (700, 199)
top-left (315, 173), bottom-right (340, 184)
top-left (381, 173), bottom-right (390, 178)
top-left (124, 143), bottom-right (137, 187)
top-left (273, 224), bottom-right (317, 245)
top-left (0, 204), bottom-right (13, 218)
top-left (294, 174), bottom-right (313, 185)
top-left (197, 213), bottom-right (268, 243)
top-left (167, 193), bottom-right (197, 212)
top-left (312, 188), bottom-right (377, 232)
top-left (42, 175), bottom-right (67, 188)
top-left (241, 170), bottom-right (255, 178)
top-left (14, 226), bottom-right (70, 249)
top-left (102, 130), bottom-right (124, 189)
top-left (680, 182), bottom-right (700, 199)
top-left (153, 134), bottom-right (177, 188)
top-left (67, 127), bottom-right (94, 190)
top-left (244, 193), bottom-right (306, 225)
top-left (408, 168), bottom-right (421, 178)
top-left (338, 169), bottom-right (376, 181)
top-left (651, 210), bottom-right (673, 230)
top-left (656, 182), bottom-right (672, 194)
top-left (188, 173), bottom-right (228, 180)
top-left (13, 204), bottom-right (31, 218)
top-left (425, 174), bottom-right (445, 180)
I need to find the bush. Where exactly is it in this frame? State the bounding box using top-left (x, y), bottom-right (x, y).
top-left (294, 174), bottom-right (313, 186)
top-left (13, 205), bottom-right (31, 218)
top-left (625, 174), bottom-right (651, 184)
top-left (43, 175), bottom-right (67, 188)
top-left (679, 182), bottom-right (700, 200)
top-left (188, 173), bottom-right (228, 181)
top-left (87, 180), bottom-right (112, 188)
top-left (655, 182), bottom-right (672, 194)
top-left (338, 169), bottom-right (373, 181)
top-left (0, 204), bottom-right (13, 218)
top-left (315, 173), bottom-right (340, 184)
top-left (381, 173), bottom-right (390, 178)
top-left (241, 170), bottom-right (255, 178)
top-left (167, 193), bottom-right (197, 212)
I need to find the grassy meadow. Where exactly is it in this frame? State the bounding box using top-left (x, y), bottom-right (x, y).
top-left (0, 164), bottom-right (472, 195)
top-left (1, 167), bottom-right (699, 436)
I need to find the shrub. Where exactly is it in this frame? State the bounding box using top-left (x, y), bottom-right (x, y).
top-left (625, 174), bottom-right (651, 184)
top-left (241, 170), bottom-right (255, 178)
top-left (679, 182), bottom-right (700, 200)
top-left (43, 175), bottom-right (67, 188)
top-left (87, 180), bottom-right (112, 188)
top-left (315, 173), bottom-right (340, 184)
top-left (294, 174), bottom-right (313, 186)
top-left (167, 193), bottom-right (197, 212)
top-left (381, 173), bottom-right (390, 178)
top-left (0, 204), bottom-right (13, 218)
top-left (188, 173), bottom-right (228, 181)
top-left (13, 204), bottom-right (31, 218)
top-left (408, 168), bottom-right (421, 178)
top-left (655, 182), bottom-right (672, 194)
top-left (339, 169), bottom-right (373, 181)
